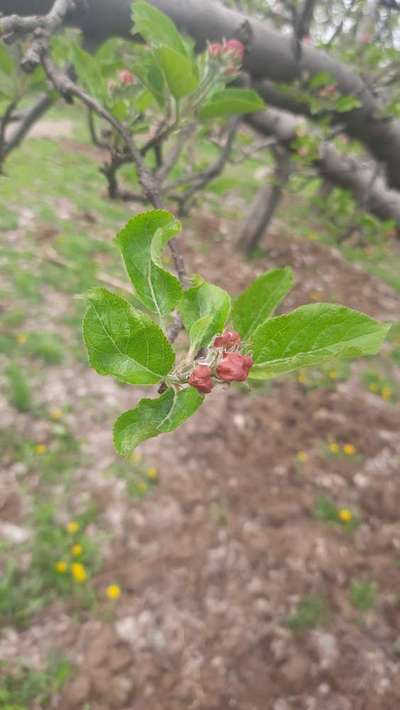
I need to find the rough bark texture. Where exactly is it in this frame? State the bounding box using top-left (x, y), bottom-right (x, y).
top-left (247, 110), bottom-right (400, 226)
top-left (3, 0), bottom-right (400, 189)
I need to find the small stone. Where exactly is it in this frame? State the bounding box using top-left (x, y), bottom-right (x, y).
top-left (312, 631), bottom-right (339, 670)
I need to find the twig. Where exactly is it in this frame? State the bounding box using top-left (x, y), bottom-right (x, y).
top-left (165, 117), bottom-right (241, 215)
top-left (1, 93), bottom-right (55, 168)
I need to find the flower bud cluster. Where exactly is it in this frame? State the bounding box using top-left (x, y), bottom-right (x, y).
top-left (208, 39), bottom-right (245, 73)
top-left (188, 329), bottom-right (253, 395)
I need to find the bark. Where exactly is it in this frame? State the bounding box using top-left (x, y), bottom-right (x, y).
top-left (237, 147), bottom-right (291, 253)
top-left (3, 0), bottom-right (400, 190)
top-left (247, 110), bottom-right (400, 226)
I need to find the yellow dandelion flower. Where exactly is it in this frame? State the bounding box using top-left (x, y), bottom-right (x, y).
top-left (34, 443), bottom-right (47, 455)
top-left (71, 544), bottom-right (82, 557)
top-left (343, 444), bottom-right (356, 456)
top-left (137, 481), bottom-right (148, 493)
top-left (131, 451), bottom-right (142, 464)
top-left (105, 584), bottom-right (121, 600)
top-left (381, 387), bottom-right (392, 401)
top-left (328, 442), bottom-right (340, 454)
top-left (328, 370), bottom-right (337, 380)
top-left (50, 407), bottom-right (63, 420)
top-left (16, 333), bottom-right (27, 344)
top-left (296, 451), bottom-right (308, 463)
top-left (55, 560), bottom-right (68, 573)
top-left (71, 562), bottom-right (87, 583)
top-left (297, 372), bottom-right (307, 384)
top-left (66, 520), bottom-right (80, 535)
top-left (338, 508), bottom-right (352, 523)
top-left (147, 467), bottom-right (158, 480)
top-left (369, 383), bottom-right (379, 393)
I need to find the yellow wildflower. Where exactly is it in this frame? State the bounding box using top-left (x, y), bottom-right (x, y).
top-left (50, 407), bottom-right (63, 420)
top-left (381, 387), bottom-right (392, 401)
top-left (147, 467), bottom-right (158, 480)
top-left (16, 333), bottom-right (27, 344)
top-left (105, 584), bottom-right (121, 600)
top-left (71, 544), bottom-right (82, 557)
top-left (71, 562), bottom-right (87, 583)
top-left (297, 371), bottom-right (307, 384)
top-left (369, 382), bottom-right (379, 393)
top-left (34, 444), bottom-right (47, 455)
top-left (338, 508), bottom-right (352, 523)
top-left (343, 444), bottom-right (356, 456)
top-left (66, 520), bottom-right (80, 535)
top-left (296, 451), bottom-right (308, 463)
top-left (328, 442), bottom-right (340, 454)
top-left (55, 560), bottom-right (67, 573)
top-left (328, 370), bottom-right (337, 380)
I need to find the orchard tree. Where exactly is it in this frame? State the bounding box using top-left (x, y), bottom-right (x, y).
top-left (0, 0), bottom-right (393, 453)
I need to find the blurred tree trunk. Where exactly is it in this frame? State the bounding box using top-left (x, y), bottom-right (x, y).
top-left (237, 147), bottom-right (290, 254)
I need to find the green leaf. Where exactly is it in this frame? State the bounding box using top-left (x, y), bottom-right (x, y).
top-left (155, 46), bottom-right (199, 99)
top-left (335, 95), bottom-right (362, 112)
top-left (70, 43), bottom-right (107, 103)
top-left (113, 387), bottom-right (203, 455)
top-left (83, 287), bottom-right (175, 384)
top-left (233, 267), bottom-right (294, 341)
top-left (132, 1), bottom-right (188, 56)
top-left (115, 209), bottom-right (183, 317)
top-left (199, 88), bottom-right (264, 120)
top-left (179, 280), bottom-right (231, 351)
top-left (308, 71), bottom-right (335, 90)
top-left (248, 303), bottom-right (390, 380)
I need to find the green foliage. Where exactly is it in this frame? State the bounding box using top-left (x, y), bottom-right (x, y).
top-left (287, 595), bottom-right (328, 631)
top-left (116, 210), bottom-right (183, 317)
top-left (350, 581), bottom-right (376, 612)
top-left (155, 46), bottom-right (199, 99)
top-left (132, 1), bottom-right (189, 57)
top-left (179, 279), bottom-right (231, 352)
top-left (0, 657), bottom-right (71, 707)
top-left (199, 88), bottom-right (265, 120)
top-left (82, 205), bottom-right (390, 455)
top-left (232, 267), bottom-right (293, 340)
top-left (113, 386), bottom-right (203, 455)
top-left (248, 304), bottom-right (390, 380)
top-left (5, 363), bottom-right (32, 412)
top-left (83, 287), bottom-right (175, 385)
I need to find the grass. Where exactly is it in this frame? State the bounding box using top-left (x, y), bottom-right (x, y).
top-left (287, 595), bottom-right (329, 631)
top-left (5, 362), bottom-right (33, 412)
top-left (0, 502), bottom-right (100, 629)
top-left (350, 581), bottom-right (377, 612)
top-left (0, 656), bottom-right (72, 708)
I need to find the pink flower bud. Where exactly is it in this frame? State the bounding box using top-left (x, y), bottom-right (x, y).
top-left (214, 330), bottom-right (241, 349)
top-left (216, 353), bottom-right (254, 382)
top-left (118, 69), bottom-right (135, 86)
top-left (189, 364), bottom-right (214, 394)
top-left (208, 42), bottom-right (223, 57)
top-left (223, 39), bottom-right (245, 63)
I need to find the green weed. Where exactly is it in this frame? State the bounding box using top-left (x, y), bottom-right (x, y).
top-left (5, 363), bottom-right (32, 412)
top-left (287, 595), bottom-right (328, 631)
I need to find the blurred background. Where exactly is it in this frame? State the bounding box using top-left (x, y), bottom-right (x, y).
top-left (1, 1), bottom-right (400, 708)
